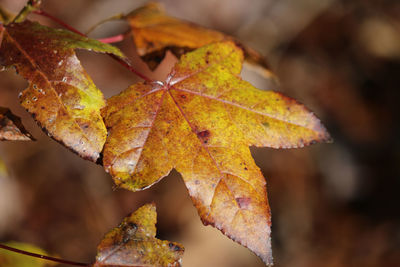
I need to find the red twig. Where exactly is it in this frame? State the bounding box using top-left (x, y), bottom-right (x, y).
top-left (33, 9), bottom-right (152, 82)
top-left (0, 243), bottom-right (90, 266)
top-left (33, 10), bottom-right (84, 36)
top-left (98, 34), bottom-right (125, 43)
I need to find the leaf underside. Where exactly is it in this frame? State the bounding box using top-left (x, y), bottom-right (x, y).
top-left (0, 20), bottom-right (123, 161)
top-left (102, 41), bottom-right (330, 265)
top-left (126, 2), bottom-right (275, 80)
top-left (0, 107), bottom-right (34, 141)
top-left (94, 203), bottom-right (184, 267)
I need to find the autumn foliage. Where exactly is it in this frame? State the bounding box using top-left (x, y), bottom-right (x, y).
top-left (94, 203), bottom-right (184, 267)
top-left (0, 1), bottom-right (330, 266)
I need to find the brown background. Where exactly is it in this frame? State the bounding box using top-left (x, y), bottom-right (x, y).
top-left (1, 0), bottom-right (399, 266)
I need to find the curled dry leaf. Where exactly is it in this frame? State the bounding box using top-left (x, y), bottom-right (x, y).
top-left (102, 41), bottom-right (331, 265)
top-left (0, 107), bottom-right (34, 141)
top-left (126, 2), bottom-right (276, 80)
top-left (93, 203), bottom-right (184, 267)
top-left (0, 20), bottom-right (124, 161)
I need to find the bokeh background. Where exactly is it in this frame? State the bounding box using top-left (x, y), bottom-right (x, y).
top-left (1, 0), bottom-right (399, 266)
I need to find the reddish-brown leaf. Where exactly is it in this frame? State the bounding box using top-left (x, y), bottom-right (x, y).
top-left (126, 2), bottom-right (275, 80)
top-left (102, 41), bottom-right (330, 265)
top-left (0, 20), bottom-right (123, 161)
top-left (93, 203), bottom-right (184, 267)
top-left (0, 107), bottom-right (34, 141)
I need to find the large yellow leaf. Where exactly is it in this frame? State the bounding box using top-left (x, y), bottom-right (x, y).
top-left (126, 2), bottom-right (275, 79)
top-left (93, 203), bottom-right (184, 267)
top-left (0, 20), bottom-right (123, 161)
top-left (102, 41), bottom-right (330, 264)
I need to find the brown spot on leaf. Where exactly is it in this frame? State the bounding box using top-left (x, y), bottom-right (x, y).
top-left (235, 197), bottom-right (251, 209)
top-left (197, 130), bottom-right (210, 143)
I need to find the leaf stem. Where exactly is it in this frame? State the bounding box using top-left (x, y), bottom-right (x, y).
top-left (33, 9), bottom-right (83, 36)
top-left (32, 9), bottom-right (152, 82)
top-left (97, 33), bottom-right (126, 44)
top-left (0, 243), bottom-right (90, 266)
top-left (13, 0), bottom-right (42, 23)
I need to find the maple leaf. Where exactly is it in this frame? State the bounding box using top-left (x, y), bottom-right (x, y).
top-left (93, 203), bottom-right (184, 267)
top-left (126, 2), bottom-right (275, 80)
top-left (0, 107), bottom-right (34, 141)
top-left (0, 20), bottom-right (124, 161)
top-left (102, 41), bottom-right (330, 265)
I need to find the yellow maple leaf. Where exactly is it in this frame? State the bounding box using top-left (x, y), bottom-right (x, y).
top-left (102, 41), bottom-right (330, 265)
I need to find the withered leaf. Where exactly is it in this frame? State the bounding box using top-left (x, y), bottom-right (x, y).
top-left (0, 20), bottom-right (124, 161)
top-left (93, 203), bottom-right (184, 267)
top-left (126, 2), bottom-right (275, 80)
top-left (0, 107), bottom-right (34, 141)
top-left (102, 41), bottom-right (330, 265)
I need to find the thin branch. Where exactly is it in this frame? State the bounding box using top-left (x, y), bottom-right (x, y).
top-left (85, 13), bottom-right (124, 35)
top-left (32, 9), bottom-right (152, 82)
top-left (13, 0), bottom-right (41, 23)
top-left (33, 9), bottom-right (83, 36)
top-left (0, 243), bottom-right (90, 267)
top-left (98, 33), bottom-right (126, 44)
top-left (109, 53), bottom-right (153, 81)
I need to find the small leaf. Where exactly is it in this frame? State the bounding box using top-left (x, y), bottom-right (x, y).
top-left (0, 20), bottom-right (124, 161)
top-left (126, 2), bottom-right (275, 79)
top-left (0, 107), bottom-right (34, 141)
top-left (0, 241), bottom-right (55, 267)
top-left (93, 203), bottom-right (184, 267)
top-left (102, 41), bottom-right (330, 265)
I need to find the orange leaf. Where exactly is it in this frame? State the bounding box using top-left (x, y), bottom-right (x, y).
top-left (102, 41), bottom-right (330, 265)
top-left (0, 20), bottom-right (123, 161)
top-left (126, 2), bottom-right (275, 80)
top-left (93, 203), bottom-right (184, 267)
top-left (0, 107), bottom-right (34, 141)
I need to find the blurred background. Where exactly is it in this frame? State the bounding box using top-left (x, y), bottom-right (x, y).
top-left (0, 0), bottom-right (399, 266)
